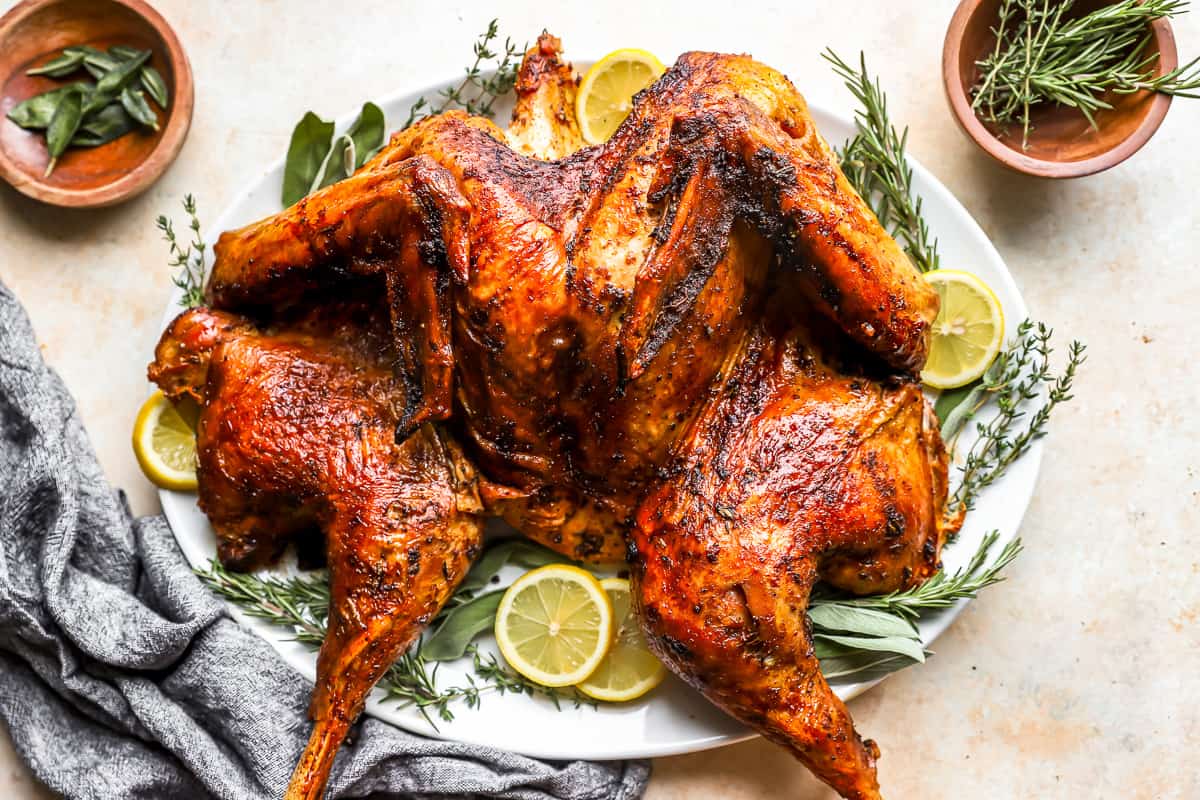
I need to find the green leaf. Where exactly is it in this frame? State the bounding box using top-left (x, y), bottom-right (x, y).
top-left (819, 649), bottom-right (923, 682)
top-left (420, 590), bottom-right (504, 661)
top-left (26, 50), bottom-right (85, 77)
top-left (308, 133), bottom-right (351, 195)
top-left (458, 539), bottom-right (570, 595)
top-left (281, 111), bottom-right (335, 206)
top-left (94, 49), bottom-right (150, 96)
top-left (44, 86), bottom-right (84, 174)
top-left (808, 603), bottom-right (919, 639)
top-left (107, 45), bottom-right (144, 60)
top-left (506, 540), bottom-right (574, 569)
top-left (5, 83), bottom-right (89, 129)
top-left (71, 103), bottom-right (136, 147)
top-left (81, 89), bottom-right (115, 117)
top-left (304, 102), bottom-right (389, 197)
top-left (120, 87), bottom-right (158, 130)
top-left (348, 101), bottom-right (386, 169)
top-left (936, 380), bottom-right (985, 438)
top-left (813, 632), bottom-right (926, 663)
top-left (80, 49), bottom-right (121, 76)
top-left (140, 65), bottom-right (169, 109)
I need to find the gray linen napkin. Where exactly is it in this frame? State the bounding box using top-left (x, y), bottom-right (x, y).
top-left (0, 280), bottom-right (650, 800)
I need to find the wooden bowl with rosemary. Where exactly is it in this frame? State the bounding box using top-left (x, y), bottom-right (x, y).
top-left (0, 0), bottom-right (193, 207)
top-left (943, 0), bottom-right (1191, 178)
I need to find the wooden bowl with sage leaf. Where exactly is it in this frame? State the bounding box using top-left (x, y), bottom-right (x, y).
top-left (0, 0), bottom-right (193, 207)
top-left (943, 0), bottom-right (1180, 178)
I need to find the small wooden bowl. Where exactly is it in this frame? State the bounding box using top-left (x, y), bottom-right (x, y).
top-left (0, 0), bottom-right (193, 207)
top-left (943, 0), bottom-right (1178, 178)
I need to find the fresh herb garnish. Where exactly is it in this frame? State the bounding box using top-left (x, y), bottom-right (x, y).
top-left (825, 52), bottom-right (1085, 683)
top-left (972, 0), bottom-right (1200, 148)
top-left (402, 19), bottom-right (522, 129)
top-left (157, 194), bottom-right (207, 308)
top-left (280, 102), bottom-right (386, 207)
top-left (195, 539), bottom-right (592, 725)
top-left (278, 20), bottom-right (520, 208)
top-left (7, 44), bottom-right (168, 175)
top-left (824, 49), bottom-right (940, 273)
top-left (809, 532), bottom-right (1022, 681)
top-left (947, 322), bottom-right (1085, 516)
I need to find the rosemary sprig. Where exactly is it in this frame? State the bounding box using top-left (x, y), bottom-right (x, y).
top-left (972, 0), bottom-right (1200, 147)
top-left (403, 20), bottom-right (522, 128)
top-left (812, 532), bottom-right (1023, 622)
top-left (156, 194), bottom-right (207, 308)
top-left (195, 557), bottom-right (590, 725)
top-left (949, 321), bottom-right (1086, 514)
top-left (824, 49), bottom-right (940, 273)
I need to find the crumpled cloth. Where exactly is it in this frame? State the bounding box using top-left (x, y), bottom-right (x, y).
top-left (0, 280), bottom-right (650, 800)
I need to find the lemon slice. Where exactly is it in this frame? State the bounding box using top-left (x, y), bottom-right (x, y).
top-left (132, 391), bottom-right (199, 491)
top-left (921, 270), bottom-right (1005, 390)
top-left (577, 578), bottom-right (667, 702)
top-left (494, 564), bottom-right (614, 687)
top-left (576, 48), bottom-right (666, 144)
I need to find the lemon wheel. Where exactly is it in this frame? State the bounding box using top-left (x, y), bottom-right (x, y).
top-left (576, 49), bottom-right (666, 145)
top-left (921, 270), bottom-right (1005, 390)
top-left (577, 578), bottom-right (667, 702)
top-left (132, 391), bottom-right (199, 491)
top-left (493, 564), bottom-right (614, 687)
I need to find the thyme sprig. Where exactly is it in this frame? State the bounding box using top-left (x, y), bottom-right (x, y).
top-left (195, 558), bottom-right (590, 725)
top-left (403, 20), bottom-right (522, 128)
top-left (949, 322), bottom-right (1086, 515)
top-left (972, 0), bottom-right (1200, 147)
top-left (157, 194), bottom-right (207, 308)
top-left (824, 49), bottom-right (940, 273)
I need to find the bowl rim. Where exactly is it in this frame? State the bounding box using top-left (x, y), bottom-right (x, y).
top-left (0, 0), bottom-right (194, 207)
top-left (942, 0), bottom-right (1177, 179)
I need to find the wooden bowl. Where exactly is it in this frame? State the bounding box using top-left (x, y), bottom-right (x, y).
top-left (0, 0), bottom-right (193, 207)
top-left (943, 0), bottom-right (1178, 178)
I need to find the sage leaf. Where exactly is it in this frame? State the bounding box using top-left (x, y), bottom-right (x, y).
top-left (58, 46), bottom-right (110, 79)
top-left (81, 89), bottom-right (114, 117)
top-left (140, 65), bottom-right (169, 108)
top-left (81, 51), bottom-right (121, 77)
top-left (94, 49), bottom-right (150, 95)
top-left (457, 539), bottom-right (570, 595)
top-left (808, 603), bottom-right (919, 639)
top-left (44, 86), bottom-right (84, 176)
top-left (281, 111), bottom-right (335, 206)
top-left (420, 590), bottom-right (504, 661)
top-left (813, 632), bottom-right (926, 663)
top-left (6, 83), bottom-right (89, 129)
top-left (26, 50), bottom-right (85, 77)
top-left (347, 101), bottom-right (385, 169)
top-left (71, 103), bottom-right (136, 147)
top-left (108, 45), bottom-right (144, 60)
top-left (308, 133), bottom-right (352, 195)
top-left (820, 649), bottom-right (922, 682)
top-left (934, 380), bottom-right (981, 437)
top-left (506, 541), bottom-right (572, 570)
top-left (120, 87), bottom-right (158, 130)
top-left (306, 102), bottom-right (389, 195)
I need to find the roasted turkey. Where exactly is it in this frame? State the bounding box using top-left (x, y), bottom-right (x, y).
top-left (149, 34), bottom-right (953, 800)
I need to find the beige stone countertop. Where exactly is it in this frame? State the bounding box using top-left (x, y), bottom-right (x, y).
top-left (1, 0), bottom-right (1197, 797)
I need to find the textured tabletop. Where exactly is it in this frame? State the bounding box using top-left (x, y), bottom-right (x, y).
top-left (1, 1), bottom-right (1197, 797)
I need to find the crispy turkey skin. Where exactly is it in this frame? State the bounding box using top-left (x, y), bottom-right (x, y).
top-left (150, 34), bottom-right (949, 800)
